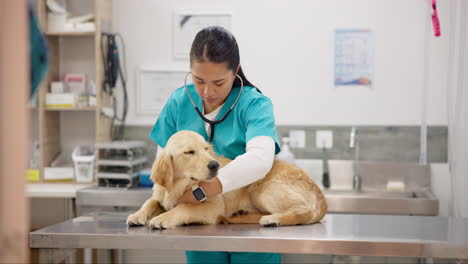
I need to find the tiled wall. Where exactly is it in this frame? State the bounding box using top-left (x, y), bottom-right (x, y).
top-left (276, 126), bottom-right (448, 163)
top-left (124, 126), bottom-right (448, 166)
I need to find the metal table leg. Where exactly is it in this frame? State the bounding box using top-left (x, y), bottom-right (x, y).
top-left (64, 252), bottom-right (76, 264)
top-left (64, 198), bottom-right (76, 219)
top-left (114, 249), bottom-right (125, 264)
top-left (97, 248), bottom-right (111, 264)
top-left (83, 248), bottom-right (93, 264)
top-left (38, 248), bottom-right (76, 264)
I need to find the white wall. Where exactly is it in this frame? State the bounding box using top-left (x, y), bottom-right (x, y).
top-left (463, 3), bottom-right (468, 218)
top-left (112, 0), bottom-right (451, 126)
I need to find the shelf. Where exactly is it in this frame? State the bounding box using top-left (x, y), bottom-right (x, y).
top-left (46, 31), bottom-right (95, 37)
top-left (45, 106), bottom-right (96, 111)
top-left (35, 0), bottom-right (113, 183)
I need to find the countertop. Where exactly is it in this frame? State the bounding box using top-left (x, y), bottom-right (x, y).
top-left (30, 211), bottom-right (468, 259)
top-left (26, 183), bottom-right (94, 198)
top-left (76, 186), bottom-right (152, 207)
top-left (75, 186), bottom-right (439, 215)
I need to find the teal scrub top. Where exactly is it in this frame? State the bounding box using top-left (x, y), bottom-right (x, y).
top-left (149, 84), bottom-right (281, 159)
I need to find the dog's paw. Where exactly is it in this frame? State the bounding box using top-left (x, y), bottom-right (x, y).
top-left (149, 213), bottom-right (179, 229)
top-left (259, 215), bottom-right (279, 227)
top-left (127, 211), bottom-right (150, 226)
top-left (216, 215), bottom-right (230, 224)
top-left (231, 210), bottom-right (248, 217)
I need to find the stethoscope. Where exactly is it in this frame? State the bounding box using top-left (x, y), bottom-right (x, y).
top-left (184, 72), bottom-right (244, 142)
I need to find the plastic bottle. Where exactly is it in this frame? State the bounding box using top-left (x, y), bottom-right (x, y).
top-left (276, 137), bottom-right (296, 165)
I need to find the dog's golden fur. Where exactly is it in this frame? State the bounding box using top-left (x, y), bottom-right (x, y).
top-left (127, 130), bottom-right (327, 229)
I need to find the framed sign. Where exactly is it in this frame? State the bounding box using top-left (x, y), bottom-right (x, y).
top-left (136, 67), bottom-right (189, 115)
top-left (173, 12), bottom-right (232, 59)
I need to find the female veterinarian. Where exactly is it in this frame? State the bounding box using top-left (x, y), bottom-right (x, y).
top-left (150, 26), bottom-right (281, 264)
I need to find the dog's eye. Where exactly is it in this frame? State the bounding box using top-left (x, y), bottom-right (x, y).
top-left (205, 147), bottom-right (209, 151)
top-left (184, 150), bottom-right (195, 155)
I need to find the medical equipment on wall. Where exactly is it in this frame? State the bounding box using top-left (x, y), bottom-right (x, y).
top-left (95, 141), bottom-right (147, 188)
top-left (184, 73), bottom-right (244, 142)
top-left (101, 32), bottom-right (129, 141)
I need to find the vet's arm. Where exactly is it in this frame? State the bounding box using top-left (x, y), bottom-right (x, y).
top-left (217, 135), bottom-right (275, 193)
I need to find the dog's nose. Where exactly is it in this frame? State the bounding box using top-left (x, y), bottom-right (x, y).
top-left (207, 160), bottom-right (220, 172)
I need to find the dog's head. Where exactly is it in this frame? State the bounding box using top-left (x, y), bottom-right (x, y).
top-left (150, 130), bottom-right (220, 190)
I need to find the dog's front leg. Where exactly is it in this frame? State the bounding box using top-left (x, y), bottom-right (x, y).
top-left (127, 198), bottom-right (164, 226)
top-left (149, 199), bottom-right (224, 229)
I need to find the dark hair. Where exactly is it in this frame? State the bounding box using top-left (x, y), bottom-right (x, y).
top-left (190, 26), bottom-right (255, 88)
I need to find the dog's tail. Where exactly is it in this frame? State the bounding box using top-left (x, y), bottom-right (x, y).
top-left (217, 213), bottom-right (266, 224)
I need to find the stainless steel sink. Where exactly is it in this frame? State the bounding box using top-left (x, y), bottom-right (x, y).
top-left (319, 161), bottom-right (439, 216)
top-left (325, 189), bottom-right (432, 199)
top-left (323, 189), bottom-right (439, 215)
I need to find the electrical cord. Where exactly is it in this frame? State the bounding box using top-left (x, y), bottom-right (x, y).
top-left (101, 32), bottom-right (128, 141)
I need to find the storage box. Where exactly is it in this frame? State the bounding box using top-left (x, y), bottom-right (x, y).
top-left (50, 81), bottom-right (65, 93)
top-left (63, 73), bottom-right (86, 94)
top-left (46, 93), bottom-right (76, 107)
top-left (89, 95), bottom-right (96, 106)
top-left (44, 167), bottom-right (74, 180)
top-left (44, 152), bottom-right (74, 180)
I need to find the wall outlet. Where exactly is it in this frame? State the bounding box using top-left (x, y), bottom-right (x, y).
top-left (289, 129), bottom-right (306, 148)
top-left (316, 130), bottom-right (333, 149)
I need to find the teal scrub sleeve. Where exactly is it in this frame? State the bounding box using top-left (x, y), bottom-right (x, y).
top-left (244, 97), bottom-right (281, 154)
top-left (149, 94), bottom-right (178, 148)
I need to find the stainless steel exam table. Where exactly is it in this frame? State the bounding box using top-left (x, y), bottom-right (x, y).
top-left (30, 211), bottom-right (468, 263)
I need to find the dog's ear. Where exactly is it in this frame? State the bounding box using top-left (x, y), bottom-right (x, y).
top-left (150, 148), bottom-right (174, 189)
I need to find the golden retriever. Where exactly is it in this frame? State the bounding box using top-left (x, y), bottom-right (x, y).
top-left (127, 130), bottom-right (327, 229)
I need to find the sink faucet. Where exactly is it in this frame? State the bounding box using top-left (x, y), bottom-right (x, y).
top-left (349, 127), bottom-right (362, 191)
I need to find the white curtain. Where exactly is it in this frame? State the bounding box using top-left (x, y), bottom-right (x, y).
top-left (447, 0), bottom-right (467, 217)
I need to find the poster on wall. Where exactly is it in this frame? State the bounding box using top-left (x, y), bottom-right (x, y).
top-left (173, 12), bottom-right (232, 59)
top-left (136, 68), bottom-right (189, 115)
top-left (334, 29), bottom-right (373, 87)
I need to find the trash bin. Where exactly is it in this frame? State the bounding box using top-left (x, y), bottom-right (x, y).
top-left (72, 146), bottom-right (95, 183)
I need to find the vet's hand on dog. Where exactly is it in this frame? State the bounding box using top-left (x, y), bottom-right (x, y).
top-left (176, 188), bottom-right (199, 205)
top-left (176, 178), bottom-right (223, 205)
